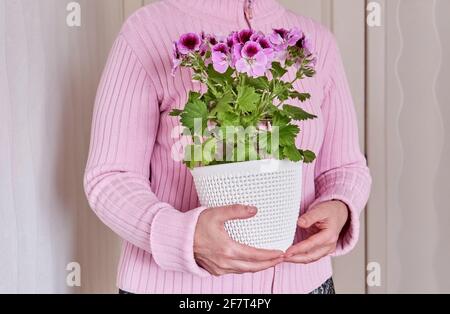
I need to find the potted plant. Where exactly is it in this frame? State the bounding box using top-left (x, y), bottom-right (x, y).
top-left (170, 28), bottom-right (317, 251)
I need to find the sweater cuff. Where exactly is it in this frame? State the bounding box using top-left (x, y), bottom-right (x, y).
top-left (150, 205), bottom-right (210, 277)
top-left (309, 170), bottom-right (371, 257)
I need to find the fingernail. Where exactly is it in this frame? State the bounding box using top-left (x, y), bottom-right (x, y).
top-left (299, 218), bottom-right (306, 225)
top-left (247, 206), bottom-right (257, 214)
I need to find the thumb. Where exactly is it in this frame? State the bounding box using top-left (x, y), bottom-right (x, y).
top-left (298, 206), bottom-right (327, 228)
top-left (215, 204), bottom-right (258, 222)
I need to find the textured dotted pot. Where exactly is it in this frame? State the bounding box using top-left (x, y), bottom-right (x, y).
top-left (191, 159), bottom-right (303, 251)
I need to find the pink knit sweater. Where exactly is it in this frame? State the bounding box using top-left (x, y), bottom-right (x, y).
top-left (84, 0), bottom-right (371, 294)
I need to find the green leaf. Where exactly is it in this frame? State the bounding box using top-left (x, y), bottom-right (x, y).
top-left (183, 145), bottom-right (194, 169)
top-left (203, 87), bottom-right (218, 105)
top-left (246, 76), bottom-right (270, 91)
top-left (241, 113), bottom-right (261, 127)
top-left (217, 111), bottom-right (240, 127)
top-left (271, 62), bottom-right (288, 79)
top-left (184, 144), bottom-right (202, 169)
top-left (202, 138), bottom-right (217, 165)
top-left (258, 131), bottom-right (271, 150)
top-left (211, 90), bottom-right (234, 116)
top-left (303, 67), bottom-right (316, 78)
top-left (282, 104), bottom-right (317, 121)
top-left (217, 91), bottom-right (234, 109)
top-left (237, 85), bottom-right (260, 113)
top-left (285, 59), bottom-right (295, 67)
top-left (283, 145), bottom-right (303, 162)
top-left (169, 109), bottom-right (183, 117)
top-left (192, 73), bottom-right (204, 82)
top-left (272, 110), bottom-right (290, 127)
top-left (277, 124), bottom-right (300, 146)
top-left (273, 81), bottom-right (291, 102)
top-left (207, 64), bottom-right (233, 85)
top-left (290, 91), bottom-right (311, 102)
top-left (180, 92), bottom-right (208, 132)
top-left (245, 139), bottom-right (259, 161)
top-left (300, 150), bottom-right (316, 163)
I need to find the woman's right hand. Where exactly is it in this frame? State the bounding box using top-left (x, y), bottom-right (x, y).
top-left (193, 205), bottom-right (285, 276)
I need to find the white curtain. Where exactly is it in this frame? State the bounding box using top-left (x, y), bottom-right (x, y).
top-left (0, 0), bottom-right (124, 293)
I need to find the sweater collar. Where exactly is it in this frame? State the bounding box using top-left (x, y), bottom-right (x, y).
top-left (167, 0), bottom-right (285, 27)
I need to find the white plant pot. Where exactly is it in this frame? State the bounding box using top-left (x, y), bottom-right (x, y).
top-left (191, 159), bottom-right (302, 251)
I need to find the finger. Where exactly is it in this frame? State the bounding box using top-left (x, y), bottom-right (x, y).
top-left (214, 204), bottom-right (258, 223)
top-left (230, 242), bottom-right (284, 262)
top-left (298, 207), bottom-right (328, 229)
top-left (285, 230), bottom-right (331, 257)
top-left (228, 257), bottom-right (284, 274)
top-left (285, 246), bottom-right (333, 264)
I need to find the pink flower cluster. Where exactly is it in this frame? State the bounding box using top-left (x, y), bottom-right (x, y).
top-left (172, 28), bottom-right (314, 78)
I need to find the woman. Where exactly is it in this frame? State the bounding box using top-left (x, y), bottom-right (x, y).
top-left (84, 0), bottom-right (371, 294)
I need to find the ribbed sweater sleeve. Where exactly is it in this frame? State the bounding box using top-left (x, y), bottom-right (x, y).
top-left (308, 33), bottom-right (372, 256)
top-left (83, 33), bottom-right (208, 277)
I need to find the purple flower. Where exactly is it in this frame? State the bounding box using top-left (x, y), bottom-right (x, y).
top-left (293, 35), bottom-right (316, 70)
top-left (171, 41), bottom-right (182, 76)
top-left (241, 41), bottom-right (262, 59)
top-left (212, 42), bottom-right (229, 54)
top-left (198, 32), bottom-right (210, 56)
top-left (250, 31), bottom-right (265, 42)
top-left (268, 28), bottom-right (304, 63)
top-left (177, 33), bottom-right (202, 55)
top-left (206, 33), bottom-right (218, 46)
top-left (211, 43), bottom-right (230, 73)
top-left (269, 27), bottom-right (303, 50)
top-left (246, 35), bottom-right (274, 70)
top-left (273, 28), bottom-right (289, 39)
top-left (226, 34), bottom-right (235, 48)
top-left (296, 35), bottom-right (313, 56)
top-left (269, 28), bottom-right (287, 47)
top-left (233, 29), bottom-right (255, 44)
top-left (256, 37), bottom-right (275, 62)
top-left (171, 28), bottom-right (314, 78)
top-left (235, 41), bottom-right (268, 78)
top-left (287, 27), bottom-right (303, 46)
top-left (256, 37), bottom-right (272, 50)
top-left (231, 43), bottom-right (243, 67)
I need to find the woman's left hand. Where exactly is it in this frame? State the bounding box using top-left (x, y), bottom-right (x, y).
top-left (284, 200), bottom-right (349, 264)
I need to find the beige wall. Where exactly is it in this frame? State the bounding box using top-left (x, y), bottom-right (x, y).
top-left (367, 0), bottom-right (450, 293)
top-left (1, 0), bottom-right (449, 294)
